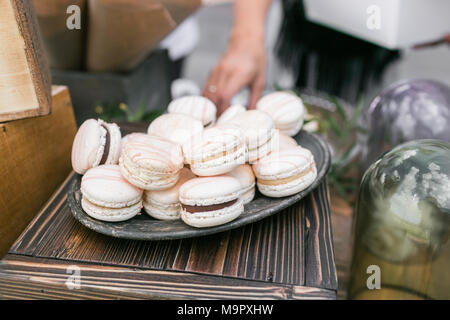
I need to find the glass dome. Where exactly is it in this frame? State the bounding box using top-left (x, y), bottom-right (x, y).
top-left (350, 139), bottom-right (450, 299)
top-left (362, 79), bottom-right (450, 170)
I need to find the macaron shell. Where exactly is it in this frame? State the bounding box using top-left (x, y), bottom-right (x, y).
top-left (102, 121), bottom-right (122, 165)
top-left (252, 146), bottom-right (315, 180)
top-left (122, 134), bottom-right (184, 173)
top-left (216, 104), bottom-right (246, 125)
top-left (81, 165), bottom-right (143, 208)
top-left (190, 147), bottom-right (246, 176)
top-left (120, 133), bottom-right (149, 155)
top-left (168, 95), bottom-right (217, 127)
top-left (120, 159), bottom-right (181, 190)
top-left (277, 132), bottom-right (298, 151)
top-left (144, 167), bottom-right (196, 205)
top-left (256, 92), bottom-right (305, 136)
top-left (183, 124), bottom-right (244, 162)
top-left (227, 110), bottom-right (275, 148)
top-left (240, 187), bottom-right (255, 205)
top-left (143, 201), bottom-right (180, 221)
top-left (224, 164), bottom-right (255, 189)
top-left (257, 165), bottom-right (317, 198)
top-left (82, 197), bottom-right (142, 222)
top-left (179, 176), bottom-right (242, 206)
top-left (71, 119), bottom-right (106, 174)
top-left (147, 113), bottom-right (204, 146)
top-left (180, 199), bottom-right (244, 228)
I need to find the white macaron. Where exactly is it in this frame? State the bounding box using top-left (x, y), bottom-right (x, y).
top-left (182, 124), bottom-right (246, 176)
top-left (224, 164), bottom-right (256, 205)
top-left (80, 165), bottom-right (143, 222)
top-left (72, 119), bottom-right (122, 175)
top-left (120, 134), bottom-right (184, 190)
top-left (179, 176), bottom-right (244, 228)
top-left (147, 113), bottom-right (204, 146)
top-left (252, 146), bottom-right (317, 198)
top-left (168, 95), bottom-right (217, 127)
top-left (256, 91), bottom-right (305, 137)
top-left (143, 167), bottom-right (196, 221)
top-left (227, 110), bottom-right (276, 163)
top-left (216, 104), bottom-right (246, 125)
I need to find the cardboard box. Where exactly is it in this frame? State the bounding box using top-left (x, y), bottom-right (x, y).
top-left (0, 0), bottom-right (51, 123)
top-left (0, 86), bottom-right (77, 258)
top-left (304, 0), bottom-right (450, 49)
top-left (86, 0), bottom-right (202, 72)
top-left (33, 0), bottom-right (87, 70)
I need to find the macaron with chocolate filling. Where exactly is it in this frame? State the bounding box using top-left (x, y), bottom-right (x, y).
top-left (252, 146), bottom-right (317, 198)
top-left (72, 119), bottom-right (122, 175)
top-left (143, 168), bottom-right (196, 220)
top-left (168, 95), bottom-right (217, 127)
top-left (179, 176), bottom-right (244, 228)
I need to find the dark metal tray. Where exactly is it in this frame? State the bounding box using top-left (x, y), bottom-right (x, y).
top-left (68, 130), bottom-right (331, 240)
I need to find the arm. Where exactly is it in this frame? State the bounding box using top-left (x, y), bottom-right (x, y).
top-left (203, 0), bottom-right (273, 114)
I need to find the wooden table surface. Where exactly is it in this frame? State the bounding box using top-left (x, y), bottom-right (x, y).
top-left (0, 171), bottom-right (338, 299)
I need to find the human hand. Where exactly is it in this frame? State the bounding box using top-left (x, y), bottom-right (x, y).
top-left (203, 34), bottom-right (266, 115)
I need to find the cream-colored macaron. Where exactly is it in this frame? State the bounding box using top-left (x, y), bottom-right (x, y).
top-left (256, 91), bottom-right (305, 137)
top-left (147, 113), bottom-right (204, 146)
top-left (120, 134), bottom-right (184, 190)
top-left (253, 146), bottom-right (317, 198)
top-left (168, 95), bottom-right (217, 127)
top-left (224, 164), bottom-right (256, 205)
top-left (143, 167), bottom-right (196, 220)
top-left (182, 124), bottom-right (246, 176)
top-left (227, 110), bottom-right (276, 163)
top-left (216, 104), bottom-right (246, 125)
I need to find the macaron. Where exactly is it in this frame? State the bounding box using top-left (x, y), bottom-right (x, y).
top-left (252, 146), bottom-right (317, 198)
top-left (120, 132), bottom-right (148, 155)
top-left (167, 95), bottom-right (217, 127)
top-left (120, 134), bottom-right (184, 190)
top-left (256, 91), bottom-right (305, 137)
top-left (179, 176), bottom-right (244, 228)
top-left (216, 104), bottom-right (246, 125)
top-left (227, 110), bottom-right (276, 163)
top-left (224, 164), bottom-right (256, 205)
top-left (143, 167), bottom-right (196, 221)
top-left (278, 132), bottom-right (298, 150)
top-left (72, 119), bottom-right (122, 175)
top-left (182, 124), bottom-right (246, 176)
top-left (80, 165), bottom-right (143, 222)
top-left (147, 113), bottom-right (204, 147)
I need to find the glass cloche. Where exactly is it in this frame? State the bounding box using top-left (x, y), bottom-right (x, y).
top-left (349, 139), bottom-right (450, 300)
top-left (362, 79), bottom-right (450, 170)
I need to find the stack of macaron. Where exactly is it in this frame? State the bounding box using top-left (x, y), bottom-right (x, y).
top-left (71, 92), bottom-right (317, 228)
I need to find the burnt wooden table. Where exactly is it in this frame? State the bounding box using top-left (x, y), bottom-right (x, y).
top-left (0, 170), bottom-right (337, 299)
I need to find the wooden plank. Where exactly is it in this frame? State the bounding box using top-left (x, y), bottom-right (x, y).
top-left (0, 0), bottom-right (51, 122)
top-left (304, 179), bottom-right (338, 291)
top-left (0, 255), bottom-right (336, 300)
top-left (0, 86), bottom-right (76, 258)
top-left (7, 174), bottom-right (324, 288)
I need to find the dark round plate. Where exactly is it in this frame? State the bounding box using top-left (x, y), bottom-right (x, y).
top-left (68, 131), bottom-right (331, 240)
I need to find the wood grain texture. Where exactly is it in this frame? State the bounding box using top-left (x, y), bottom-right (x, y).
top-left (0, 0), bottom-right (51, 122)
top-left (0, 122), bottom-right (337, 299)
top-left (0, 86), bottom-right (76, 258)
